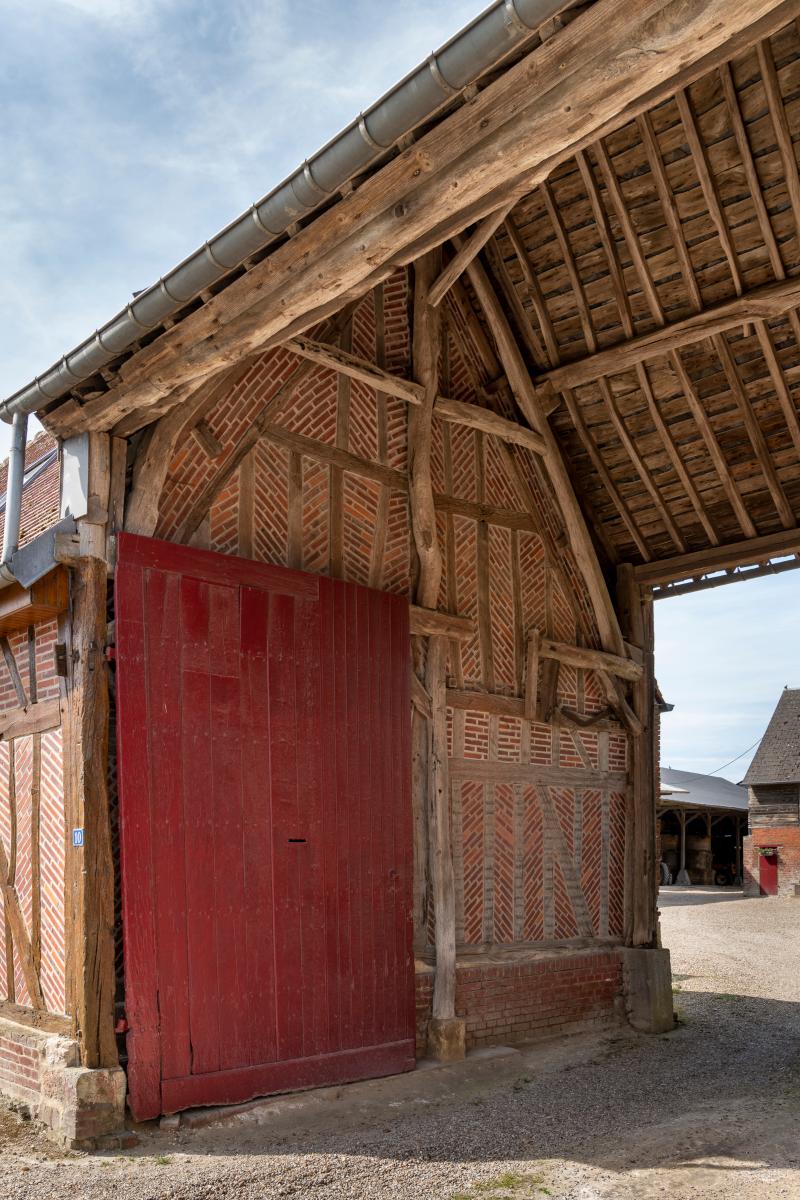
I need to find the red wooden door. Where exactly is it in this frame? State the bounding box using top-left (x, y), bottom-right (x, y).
top-left (759, 850), bottom-right (778, 896)
top-left (115, 534), bottom-right (414, 1119)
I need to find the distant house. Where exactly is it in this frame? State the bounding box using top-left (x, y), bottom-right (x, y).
top-left (741, 689), bottom-right (800, 897)
top-left (658, 769), bottom-right (747, 886)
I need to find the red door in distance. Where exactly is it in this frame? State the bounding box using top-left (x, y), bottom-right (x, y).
top-left (759, 849), bottom-right (778, 896)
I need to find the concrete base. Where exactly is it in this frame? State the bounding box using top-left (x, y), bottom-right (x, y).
top-left (426, 1017), bottom-right (466, 1062)
top-left (620, 947), bottom-right (675, 1035)
top-left (675, 869), bottom-right (691, 885)
top-left (0, 1012), bottom-right (126, 1148)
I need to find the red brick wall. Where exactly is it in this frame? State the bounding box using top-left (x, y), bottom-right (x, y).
top-left (415, 950), bottom-right (622, 1055)
top-left (0, 1032), bottom-right (41, 1104)
top-left (743, 827), bottom-right (800, 897)
top-left (152, 267), bottom-right (630, 964)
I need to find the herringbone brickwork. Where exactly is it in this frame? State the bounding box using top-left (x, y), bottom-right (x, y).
top-left (153, 265), bottom-right (630, 962)
top-left (0, 620), bottom-right (65, 1018)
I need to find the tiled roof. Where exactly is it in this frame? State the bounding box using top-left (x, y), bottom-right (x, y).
top-left (741, 689), bottom-right (800, 786)
top-left (0, 432), bottom-right (60, 550)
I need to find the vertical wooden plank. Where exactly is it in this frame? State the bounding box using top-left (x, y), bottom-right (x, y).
top-left (239, 585), bottom-right (278, 1066)
top-left (3, 737), bottom-right (14, 1001)
top-left (295, 589), bottom-right (326, 1058)
top-left (287, 452), bottom-right (304, 570)
top-left (426, 634), bottom-right (456, 1020)
top-left (269, 591), bottom-right (303, 1060)
top-left (318, 578), bottom-right (341, 1051)
top-left (617, 564), bottom-right (658, 948)
top-left (353, 584), bottom-right (373, 1049)
top-left (390, 591), bottom-right (414, 1043)
top-left (179, 575), bottom-right (221, 1077)
top-left (332, 580), bottom-right (354, 1047)
top-left (30, 735), bottom-right (41, 984)
top-left (144, 569), bottom-right (191, 1082)
top-left (27, 627), bottom-right (37, 706)
top-left (209, 582), bottom-right (249, 1070)
top-left (115, 559), bottom-right (160, 1114)
top-left (237, 451), bottom-right (255, 559)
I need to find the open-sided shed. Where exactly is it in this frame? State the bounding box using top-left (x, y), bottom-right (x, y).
top-left (1, 0), bottom-right (799, 1142)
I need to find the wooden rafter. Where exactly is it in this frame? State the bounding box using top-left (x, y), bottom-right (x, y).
top-left (675, 87), bottom-right (744, 297)
top-left (596, 378), bottom-right (686, 552)
top-left (502, 215), bottom-right (560, 367)
top-left (711, 331), bottom-right (795, 529)
top-left (667, 348), bottom-right (756, 539)
top-left (561, 387), bottom-right (651, 562)
top-left (541, 178), bottom-right (596, 353)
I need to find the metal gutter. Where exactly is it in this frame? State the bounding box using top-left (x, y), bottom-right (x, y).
top-left (0, 413), bottom-right (29, 576)
top-left (0, 0), bottom-right (570, 422)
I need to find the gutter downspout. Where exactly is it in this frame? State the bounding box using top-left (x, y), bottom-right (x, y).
top-left (0, 412), bottom-right (28, 583)
top-left (0, 0), bottom-right (570, 422)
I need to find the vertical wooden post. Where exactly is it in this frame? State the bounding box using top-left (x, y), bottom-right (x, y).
top-left (410, 254), bottom-right (463, 1059)
top-left (617, 564), bottom-right (658, 948)
top-left (64, 432), bottom-right (118, 1068)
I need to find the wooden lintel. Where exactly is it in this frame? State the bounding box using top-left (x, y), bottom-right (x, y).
top-left (535, 274), bottom-right (800, 392)
top-left (633, 529), bottom-right (800, 587)
top-left (410, 605), bottom-right (475, 642)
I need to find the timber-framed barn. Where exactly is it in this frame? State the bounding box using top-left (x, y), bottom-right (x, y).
top-left (1, 0), bottom-right (800, 1142)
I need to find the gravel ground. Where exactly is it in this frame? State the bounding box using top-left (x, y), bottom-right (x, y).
top-left (2, 887), bottom-right (799, 1199)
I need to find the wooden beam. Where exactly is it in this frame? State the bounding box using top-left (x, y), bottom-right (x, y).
top-left (540, 637), bottom-right (642, 682)
top-left (524, 628), bottom-right (540, 722)
top-left (428, 203), bottom-right (514, 307)
top-left (0, 697), bottom-right (61, 742)
top-left (463, 251), bottom-right (626, 655)
top-left (237, 450), bottom-right (255, 559)
top-left (410, 253), bottom-right (443, 611)
top-left (62, 557), bottom-right (118, 1068)
top-left (535, 274), bottom-right (800, 393)
top-left (617, 564), bottom-right (658, 948)
top-left (190, 419), bottom-right (224, 458)
top-left (0, 638), bottom-right (26, 709)
top-left (286, 335), bottom-right (547, 455)
top-left (426, 636), bottom-right (456, 1026)
top-left (409, 606), bottom-right (475, 642)
top-left (633, 528), bottom-right (800, 586)
top-left (47, 0), bottom-right (791, 433)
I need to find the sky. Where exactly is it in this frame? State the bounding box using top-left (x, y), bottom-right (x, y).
top-left (2, 0), bottom-right (798, 780)
top-left (655, 571), bottom-right (800, 782)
